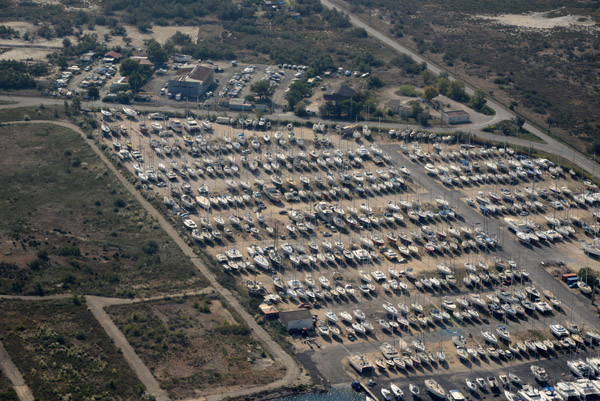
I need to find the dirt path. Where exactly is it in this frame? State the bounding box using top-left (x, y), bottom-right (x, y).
top-left (0, 120), bottom-right (303, 400)
top-left (86, 295), bottom-right (169, 401)
top-left (0, 343), bottom-right (34, 401)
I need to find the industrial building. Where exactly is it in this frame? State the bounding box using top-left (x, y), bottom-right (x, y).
top-left (279, 309), bottom-right (313, 333)
top-left (441, 109), bottom-right (470, 124)
top-left (167, 64), bottom-right (214, 100)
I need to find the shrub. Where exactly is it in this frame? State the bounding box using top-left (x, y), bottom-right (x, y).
top-left (141, 240), bottom-right (159, 255)
top-left (114, 198), bottom-right (126, 208)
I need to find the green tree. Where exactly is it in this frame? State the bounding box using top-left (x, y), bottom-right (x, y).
top-left (250, 80), bottom-right (273, 100)
top-left (410, 101), bottom-right (423, 118)
top-left (62, 38), bottom-right (71, 48)
top-left (294, 100), bottom-right (307, 116)
top-left (142, 240), bottom-right (159, 255)
top-left (71, 97), bottom-right (81, 114)
top-left (169, 31), bottom-right (192, 46)
top-left (147, 40), bottom-right (167, 65)
top-left (137, 21), bottom-right (152, 34)
top-left (319, 100), bottom-right (339, 117)
top-left (448, 80), bottom-right (468, 102)
top-left (129, 71), bottom-right (145, 91)
top-left (578, 267), bottom-right (599, 288)
top-left (88, 86), bottom-right (99, 99)
top-left (285, 80), bottom-right (309, 109)
top-left (437, 77), bottom-right (450, 96)
top-left (469, 88), bottom-right (487, 111)
top-left (421, 69), bottom-right (437, 85)
top-left (120, 58), bottom-right (141, 76)
top-left (514, 116), bottom-right (525, 129)
top-left (367, 76), bottom-right (383, 89)
top-left (423, 86), bottom-right (439, 101)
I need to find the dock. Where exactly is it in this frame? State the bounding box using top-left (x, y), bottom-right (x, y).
top-left (359, 381), bottom-right (378, 400)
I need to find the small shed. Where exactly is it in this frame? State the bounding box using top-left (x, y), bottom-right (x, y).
top-left (259, 303), bottom-right (279, 318)
top-left (279, 309), bottom-right (313, 333)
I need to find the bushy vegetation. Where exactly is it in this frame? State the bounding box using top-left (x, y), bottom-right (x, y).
top-left (0, 60), bottom-right (47, 90)
top-left (0, 299), bottom-right (148, 401)
top-left (318, 91), bottom-right (378, 120)
top-left (0, 122), bottom-right (206, 297)
top-left (346, 0), bottom-right (600, 154)
top-left (103, 0), bottom-right (253, 25)
top-left (578, 267), bottom-right (598, 288)
top-left (0, 25), bottom-right (19, 39)
top-left (108, 295), bottom-right (282, 399)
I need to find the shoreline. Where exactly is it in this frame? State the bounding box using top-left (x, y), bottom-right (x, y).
top-left (226, 382), bottom-right (332, 401)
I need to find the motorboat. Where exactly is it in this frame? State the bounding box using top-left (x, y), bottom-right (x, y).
top-left (409, 384), bottom-right (420, 396)
top-left (391, 384), bottom-right (403, 399)
top-left (519, 385), bottom-right (544, 401)
top-left (531, 365), bottom-right (548, 382)
top-left (550, 323), bottom-right (569, 338)
top-left (348, 353), bottom-right (373, 373)
top-left (505, 391), bottom-right (523, 401)
top-left (568, 359), bottom-right (595, 378)
top-left (555, 381), bottom-right (582, 400)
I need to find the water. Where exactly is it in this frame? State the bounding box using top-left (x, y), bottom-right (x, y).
top-left (272, 385), bottom-right (367, 401)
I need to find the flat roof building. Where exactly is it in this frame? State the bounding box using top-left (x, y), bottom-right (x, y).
top-left (279, 309), bottom-right (313, 333)
top-left (168, 64), bottom-right (214, 100)
top-left (441, 110), bottom-right (470, 124)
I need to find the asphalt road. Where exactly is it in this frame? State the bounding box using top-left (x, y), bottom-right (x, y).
top-left (319, 0), bottom-right (600, 177)
top-left (364, 346), bottom-right (600, 401)
top-left (1, 91), bottom-right (598, 178)
top-left (293, 141), bottom-right (600, 388)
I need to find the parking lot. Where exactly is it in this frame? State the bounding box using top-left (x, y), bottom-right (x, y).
top-left (140, 61), bottom-right (307, 111)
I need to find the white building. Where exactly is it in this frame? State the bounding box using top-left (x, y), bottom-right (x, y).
top-left (168, 64), bottom-right (214, 100)
top-left (441, 110), bottom-right (470, 124)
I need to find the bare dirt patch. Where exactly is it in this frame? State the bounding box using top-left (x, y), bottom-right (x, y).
top-left (107, 294), bottom-right (285, 400)
top-left (476, 11), bottom-right (597, 30)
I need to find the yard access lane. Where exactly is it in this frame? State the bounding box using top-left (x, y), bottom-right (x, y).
top-left (320, 0), bottom-right (600, 177)
top-left (0, 119), bottom-right (303, 401)
top-left (1, 93), bottom-right (598, 176)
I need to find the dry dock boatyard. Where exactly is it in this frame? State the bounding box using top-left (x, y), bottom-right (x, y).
top-left (98, 106), bottom-right (600, 401)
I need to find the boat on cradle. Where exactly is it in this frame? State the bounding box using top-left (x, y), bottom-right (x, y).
top-left (348, 353), bottom-right (374, 373)
top-left (425, 379), bottom-right (446, 398)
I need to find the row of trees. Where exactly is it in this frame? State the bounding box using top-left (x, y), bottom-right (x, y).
top-left (0, 60), bottom-right (48, 90)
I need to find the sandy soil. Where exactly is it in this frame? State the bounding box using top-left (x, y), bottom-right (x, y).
top-left (0, 21), bottom-right (199, 62)
top-left (0, 48), bottom-right (53, 61)
top-left (476, 12), bottom-right (597, 30)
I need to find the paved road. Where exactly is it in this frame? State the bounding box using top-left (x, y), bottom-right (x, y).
top-left (360, 346), bottom-right (599, 400)
top-left (319, 0), bottom-right (600, 176)
top-left (295, 143), bottom-right (600, 385)
top-left (1, 91), bottom-right (598, 177)
top-left (0, 119), bottom-right (303, 400)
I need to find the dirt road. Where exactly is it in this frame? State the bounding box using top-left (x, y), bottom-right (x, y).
top-left (0, 120), bottom-right (303, 400)
top-left (0, 343), bottom-right (34, 401)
